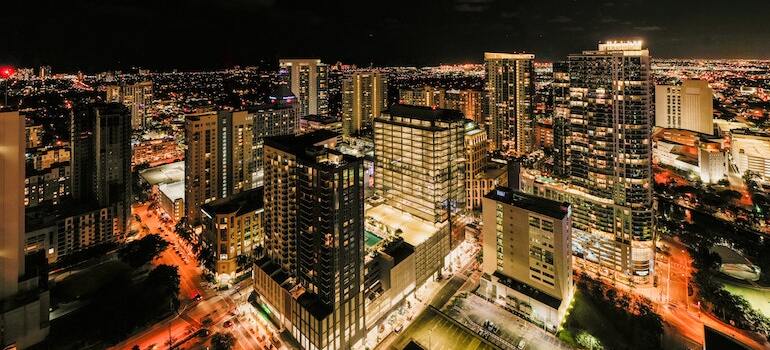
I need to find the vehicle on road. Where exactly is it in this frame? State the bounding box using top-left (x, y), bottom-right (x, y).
top-left (517, 339), bottom-right (527, 349)
top-left (223, 320), bottom-right (233, 328)
top-left (196, 328), bottom-right (211, 338)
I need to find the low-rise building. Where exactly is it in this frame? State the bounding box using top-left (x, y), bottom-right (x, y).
top-left (201, 187), bottom-right (264, 280)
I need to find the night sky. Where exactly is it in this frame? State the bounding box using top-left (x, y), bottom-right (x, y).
top-left (3, 0), bottom-right (770, 72)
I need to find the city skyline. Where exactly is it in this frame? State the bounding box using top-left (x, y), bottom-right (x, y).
top-left (3, 0), bottom-right (770, 71)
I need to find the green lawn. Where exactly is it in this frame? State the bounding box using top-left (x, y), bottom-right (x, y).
top-left (722, 281), bottom-right (770, 318)
top-left (559, 291), bottom-right (626, 350)
top-left (54, 260), bottom-right (131, 302)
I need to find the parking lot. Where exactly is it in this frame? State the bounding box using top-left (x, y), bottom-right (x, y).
top-left (390, 307), bottom-right (498, 350)
top-left (447, 294), bottom-right (571, 350)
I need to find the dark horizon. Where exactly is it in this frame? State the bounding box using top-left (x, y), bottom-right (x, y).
top-left (3, 0), bottom-right (770, 72)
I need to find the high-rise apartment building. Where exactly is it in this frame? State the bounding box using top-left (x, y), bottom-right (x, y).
top-left (552, 62), bottom-right (570, 178)
top-left (0, 111), bottom-right (50, 348)
top-left (279, 59), bottom-right (329, 116)
top-left (374, 104), bottom-right (466, 224)
top-left (71, 103), bottom-right (132, 237)
top-left (480, 186), bottom-right (572, 332)
top-left (251, 88), bottom-right (300, 187)
top-left (528, 40), bottom-right (654, 284)
top-left (655, 79), bottom-right (714, 135)
top-left (254, 130), bottom-right (365, 350)
top-left (485, 52), bottom-right (535, 154)
top-left (184, 110), bottom-right (254, 225)
top-left (342, 71), bottom-right (387, 137)
top-left (106, 81), bottom-right (153, 130)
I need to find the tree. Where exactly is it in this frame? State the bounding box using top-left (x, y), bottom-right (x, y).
top-left (236, 254), bottom-right (250, 271)
top-left (118, 234), bottom-right (169, 267)
top-left (146, 264), bottom-right (181, 295)
top-left (197, 245), bottom-right (216, 272)
top-left (211, 332), bottom-right (235, 350)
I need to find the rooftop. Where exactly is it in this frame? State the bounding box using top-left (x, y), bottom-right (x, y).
top-left (365, 204), bottom-right (444, 247)
top-left (381, 237), bottom-right (415, 266)
top-left (158, 181), bottom-right (184, 202)
top-left (201, 187), bottom-right (264, 218)
top-left (383, 104), bottom-right (465, 123)
top-left (139, 161), bottom-right (184, 186)
top-left (485, 187), bottom-right (570, 220)
top-left (264, 129), bottom-right (339, 156)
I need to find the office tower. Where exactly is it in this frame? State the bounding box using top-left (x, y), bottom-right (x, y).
top-left (480, 186), bottom-right (572, 332)
top-left (655, 79), bottom-right (714, 135)
top-left (374, 104), bottom-right (466, 224)
top-left (201, 187), bottom-right (264, 279)
top-left (184, 110), bottom-right (254, 225)
top-left (71, 103), bottom-right (132, 236)
top-left (106, 81), bottom-right (153, 130)
top-left (341, 71), bottom-right (387, 137)
top-left (38, 66), bottom-right (51, 80)
top-left (484, 52), bottom-right (535, 154)
top-left (0, 111), bottom-right (50, 348)
top-left (254, 130), bottom-right (365, 350)
top-left (567, 40), bottom-right (654, 284)
top-left (251, 85), bottom-right (300, 186)
top-left (551, 61), bottom-right (570, 178)
top-left (279, 59), bottom-right (329, 116)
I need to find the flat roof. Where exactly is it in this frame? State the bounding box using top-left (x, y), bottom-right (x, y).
top-left (365, 204), bottom-right (443, 247)
top-left (158, 181), bottom-right (184, 202)
top-left (200, 187), bottom-right (264, 217)
top-left (139, 161), bottom-right (185, 186)
top-left (384, 104), bottom-right (464, 122)
top-left (264, 129), bottom-right (339, 156)
top-left (485, 187), bottom-right (570, 220)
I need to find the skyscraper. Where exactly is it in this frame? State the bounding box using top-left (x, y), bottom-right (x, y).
top-left (105, 81), bottom-right (153, 130)
top-left (184, 110), bottom-right (254, 225)
top-left (71, 103), bottom-right (132, 237)
top-left (484, 52), bottom-right (535, 154)
top-left (279, 59), bottom-right (329, 116)
top-left (567, 40), bottom-right (654, 284)
top-left (0, 111), bottom-right (50, 348)
top-left (254, 130), bottom-right (365, 350)
top-left (655, 79), bottom-right (714, 135)
top-left (374, 104), bottom-right (466, 224)
top-left (341, 71), bottom-right (387, 137)
top-left (551, 61), bottom-right (570, 177)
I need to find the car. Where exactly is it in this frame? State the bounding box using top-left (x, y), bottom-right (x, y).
top-left (223, 320), bottom-right (233, 328)
top-left (517, 339), bottom-right (527, 349)
top-left (192, 294), bottom-right (203, 301)
top-left (196, 328), bottom-right (211, 338)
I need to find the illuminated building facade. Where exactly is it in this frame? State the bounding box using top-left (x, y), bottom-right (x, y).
top-left (201, 187), bottom-right (264, 279)
top-left (655, 79), bottom-right (714, 135)
top-left (0, 111), bottom-right (50, 349)
top-left (279, 59), bottom-right (329, 116)
top-left (105, 81), bottom-right (153, 130)
top-left (374, 104), bottom-right (465, 223)
top-left (184, 111), bottom-right (254, 225)
top-left (484, 52), bottom-right (535, 154)
top-left (342, 71), bottom-right (387, 137)
top-left (254, 130), bottom-right (365, 350)
top-left (480, 186), bottom-right (572, 332)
